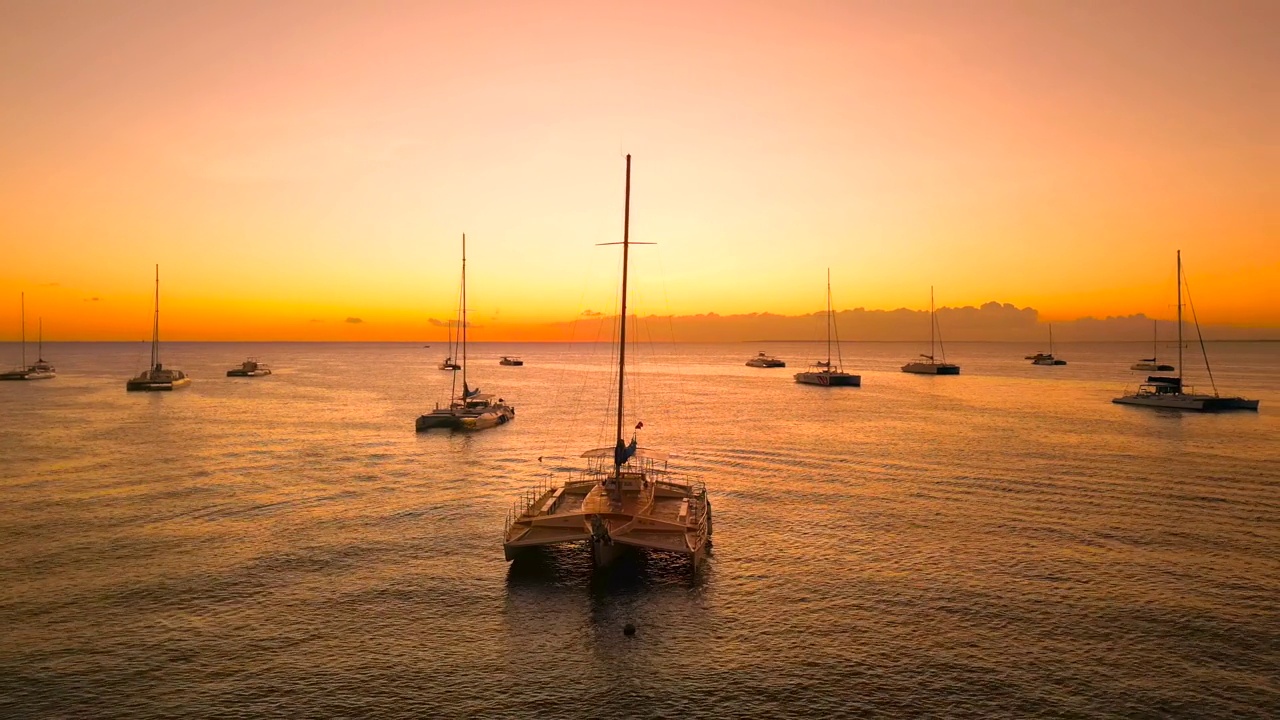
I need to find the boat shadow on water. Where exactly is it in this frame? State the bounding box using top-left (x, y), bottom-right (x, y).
top-left (505, 543), bottom-right (710, 594)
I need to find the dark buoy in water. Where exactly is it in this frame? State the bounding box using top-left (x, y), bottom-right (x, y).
top-left (623, 623), bottom-right (636, 637)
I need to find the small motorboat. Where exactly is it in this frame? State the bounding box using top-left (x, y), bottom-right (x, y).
top-left (227, 358), bottom-right (272, 377)
top-left (746, 351), bottom-right (785, 368)
top-left (499, 356), bottom-right (524, 366)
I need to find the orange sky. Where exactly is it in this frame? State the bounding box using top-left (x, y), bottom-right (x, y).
top-left (1, 0), bottom-right (1276, 341)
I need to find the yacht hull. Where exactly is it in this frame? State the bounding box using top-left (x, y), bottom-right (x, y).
top-left (416, 406), bottom-right (515, 431)
top-left (901, 362), bottom-right (959, 375)
top-left (794, 371), bottom-right (860, 386)
top-left (746, 360), bottom-right (785, 368)
top-left (226, 369), bottom-right (271, 377)
top-left (126, 377), bottom-right (191, 392)
top-left (1112, 394), bottom-right (1259, 412)
top-left (0, 369), bottom-right (55, 381)
top-left (1130, 363), bottom-right (1174, 372)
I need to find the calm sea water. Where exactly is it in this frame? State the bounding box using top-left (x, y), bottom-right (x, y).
top-left (2, 341), bottom-right (1277, 718)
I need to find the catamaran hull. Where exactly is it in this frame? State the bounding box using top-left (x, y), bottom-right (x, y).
top-left (795, 372), bottom-right (860, 386)
top-left (1130, 363), bottom-right (1174, 372)
top-left (1112, 395), bottom-right (1259, 412)
top-left (901, 363), bottom-right (960, 375)
top-left (126, 377), bottom-right (191, 392)
top-left (416, 407), bottom-right (515, 432)
top-left (0, 370), bottom-right (55, 381)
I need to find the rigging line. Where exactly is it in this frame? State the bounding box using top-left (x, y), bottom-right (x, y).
top-left (1181, 267), bottom-right (1219, 397)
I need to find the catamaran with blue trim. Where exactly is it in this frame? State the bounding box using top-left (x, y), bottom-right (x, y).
top-left (502, 155), bottom-right (712, 568)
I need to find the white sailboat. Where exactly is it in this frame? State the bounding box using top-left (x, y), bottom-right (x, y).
top-left (1029, 324), bottom-right (1067, 365)
top-left (901, 287), bottom-right (959, 375)
top-left (1, 293), bottom-right (56, 381)
top-left (126, 266), bottom-right (190, 391)
top-left (1114, 251), bottom-right (1258, 411)
top-left (795, 270), bottom-right (860, 386)
top-left (1130, 320), bottom-right (1174, 372)
top-left (503, 155), bottom-right (712, 569)
top-left (416, 235), bottom-right (515, 431)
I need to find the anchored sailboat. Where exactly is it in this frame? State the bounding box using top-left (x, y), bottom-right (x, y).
top-left (1, 293), bottom-right (56, 381)
top-left (126, 265), bottom-right (190, 391)
top-left (902, 287), bottom-right (959, 375)
top-left (1130, 320), bottom-right (1174, 372)
top-left (502, 155), bottom-right (712, 569)
top-left (438, 320), bottom-right (461, 371)
top-left (795, 270), bottom-right (860, 386)
top-left (1114, 251), bottom-right (1258, 411)
top-left (416, 235), bottom-right (515, 431)
top-left (1029, 324), bottom-right (1067, 365)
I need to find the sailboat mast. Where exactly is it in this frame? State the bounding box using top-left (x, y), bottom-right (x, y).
top-left (1153, 319), bottom-right (1157, 361)
top-left (930, 286), bottom-right (935, 359)
top-left (38, 317), bottom-right (42, 361)
top-left (825, 269), bottom-right (832, 365)
top-left (1177, 250), bottom-right (1183, 383)
top-left (615, 154), bottom-right (632, 450)
top-left (20, 292), bottom-right (26, 368)
top-left (152, 265), bottom-right (160, 370)
top-left (461, 234), bottom-right (467, 391)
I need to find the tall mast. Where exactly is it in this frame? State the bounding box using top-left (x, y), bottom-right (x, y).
top-left (825, 269), bottom-right (832, 365)
top-left (1152, 319), bottom-right (1157, 361)
top-left (152, 265), bottom-right (160, 370)
top-left (930, 286), bottom-right (935, 359)
top-left (20, 292), bottom-right (26, 369)
top-left (1177, 250), bottom-right (1183, 383)
top-left (1049, 324), bottom-right (1053, 355)
top-left (38, 317), bottom-right (43, 362)
top-left (615, 155), bottom-right (632, 454)
top-left (461, 234), bottom-right (467, 392)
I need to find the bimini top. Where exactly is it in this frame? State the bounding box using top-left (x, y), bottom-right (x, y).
top-left (580, 447), bottom-right (670, 462)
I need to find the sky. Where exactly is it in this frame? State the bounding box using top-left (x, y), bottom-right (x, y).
top-left (1, 0), bottom-right (1276, 341)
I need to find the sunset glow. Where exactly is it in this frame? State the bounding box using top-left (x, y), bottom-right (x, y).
top-left (2, 0), bottom-right (1276, 340)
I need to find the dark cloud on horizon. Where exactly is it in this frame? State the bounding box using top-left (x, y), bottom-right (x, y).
top-left (40, 282), bottom-right (59, 287)
top-left (580, 309), bottom-right (603, 317)
top-left (83, 297), bottom-right (100, 302)
top-left (345, 317), bottom-right (364, 324)
top-left (309, 319), bottom-right (323, 323)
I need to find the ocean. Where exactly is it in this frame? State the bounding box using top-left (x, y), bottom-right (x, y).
top-left (2, 340), bottom-right (1277, 718)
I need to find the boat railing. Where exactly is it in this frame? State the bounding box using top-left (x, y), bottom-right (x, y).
top-left (505, 474), bottom-right (561, 534)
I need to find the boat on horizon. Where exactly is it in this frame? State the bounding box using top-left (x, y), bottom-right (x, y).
top-left (1029, 324), bottom-right (1067, 366)
top-left (795, 270), bottom-right (860, 386)
top-left (126, 265), bottom-right (190, 391)
top-left (1114, 251), bottom-right (1258, 412)
top-left (746, 351), bottom-right (785, 368)
top-left (0, 294), bottom-right (56, 381)
top-left (1130, 319), bottom-right (1175, 372)
top-left (901, 287), bottom-right (959, 375)
top-left (438, 321), bottom-right (461, 371)
top-left (416, 235), bottom-right (515, 431)
top-left (499, 356), bottom-right (524, 366)
top-left (502, 154), bottom-right (712, 569)
top-left (227, 358), bottom-right (272, 377)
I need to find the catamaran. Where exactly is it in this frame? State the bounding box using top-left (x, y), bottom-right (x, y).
top-left (416, 235), bottom-right (515, 431)
top-left (795, 270), bottom-right (860, 386)
top-left (1130, 320), bottom-right (1174, 372)
top-left (126, 265), bottom-right (190, 391)
top-left (746, 351), bottom-right (785, 368)
top-left (502, 155), bottom-right (712, 569)
top-left (1114, 251), bottom-right (1258, 412)
top-left (901, 287), bottom-right (959, 375)
top-left (0, 294), bottom-right (56, 381)
top-left (227, 358), bottom-right (272, 377)
top-left (1029, 324), bottom-right (1067, 366)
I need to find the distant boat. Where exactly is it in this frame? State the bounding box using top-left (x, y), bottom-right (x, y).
top-left (0, 294), bottom-right (56, 381)
top-left (227, 358), bottom-right (272, 377)
top-left (126, 265), bottom-right (190, 391)
top-left (438, 321), bottom-right (461, 370)
top-left (1029, 324), bottom-right (1067, 366)
top-left (902, 287), bottom-right (959, 375)
top-left (1114, 251), bottom-right (1258, 412)
top-left (503, 154), bottom-right (711, 569)
top-left (1130, 320), bottom-right (1174, 372)
top-left (795, 269), bottom-right (860, 386)
top-left (417, 235), bottom-right (516, 431)
top-left (499, 356), bottom-right (524, 366)
top-left (746, 351), bottom-right (785, 368)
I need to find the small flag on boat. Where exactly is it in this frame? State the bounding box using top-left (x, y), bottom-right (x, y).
top-left (635, 421), bottom-right (644, 430)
